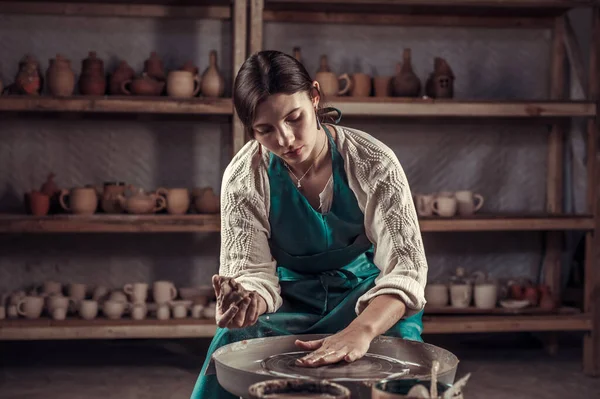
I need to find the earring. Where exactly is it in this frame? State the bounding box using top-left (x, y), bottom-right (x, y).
top-left (315, 108), bottom-right (321, 130)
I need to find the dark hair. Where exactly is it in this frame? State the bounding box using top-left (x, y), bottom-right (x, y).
top-left (233, 50), bottom-right (324, 138)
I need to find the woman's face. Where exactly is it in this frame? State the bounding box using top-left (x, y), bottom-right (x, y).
top-left (251, 84), bottom-right (320, 165)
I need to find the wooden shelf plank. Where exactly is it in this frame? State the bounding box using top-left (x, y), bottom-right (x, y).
top-left (267, 0), bottom-right (592, 8)
top-left (0, 313), bottom-right (591, 340)
top-left (0, 1), bottom-right (232, 19)
top-left (330, 98), bottom-right (596, 118)
top-left (0, 214), bottom-right (593, 233)
top-left (0, 214), bottom-right (221, 233)
top-left (0, 96), bottom-right (233, 115)
top-left (423, 313), bottom-right (592, 334)
top-left (0, 97), bottom-right (593, 118)
top-left (418, 214), bottom-right (594, 232)
top-left (0, 318), bottom-right (217, 340)
top-left (424, 305), bottom-right (581, 315)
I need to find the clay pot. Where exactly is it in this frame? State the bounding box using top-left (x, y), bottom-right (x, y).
top-left (523, 285), bottom-right (539, 306)
top-left (79, 51), bottom-right (106, 95)
top-left (374, 76), bottom-right (392, 97)
top-left (200, 50), bottom-right (225, 97)
top-left (121, 74), bottom-right (165, 96)
top-left (349, 73), bottom-right (372, 97)
top-left (25, 190), bottom-right (50, 216)
top-left (167, 71), bottom-right (201, 98)
top-left (181, 60), bottom-right (199, 75)
top-left (193, 187), bottom-right (219, 214)
top-left (46, 54), bottom-right (75, 97)
top-left (144, 51), bottom-right (166, 81)
top-left (425, 57), bottom-right (455, 99)
top-left (109, 61), bottom-right (135, 95)
top-left (14, 54), bottom-right (43, 95)
top-left (39, 172), bottom-right (62, 214)
top-left (116, 188), bottom-right (166, 214)
top-left (392, 48), bottom-right (421, 97)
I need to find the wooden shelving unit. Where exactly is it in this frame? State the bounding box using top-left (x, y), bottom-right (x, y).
top-left (0, 0), bottom-right (598, 379)
top-left (250, 0), bottom-right (600, 376)
top-left (0, 213), bottom-right (593, 233)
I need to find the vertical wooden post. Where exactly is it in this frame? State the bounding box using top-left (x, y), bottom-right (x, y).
top-left (232, 0), bottom-right (248, 156)
top-left (583, 5), bottom-right (600, 377)
top-left (542, 16), bottom-right (566, 356)
top-left (250, 0), bottom-right (264, 55)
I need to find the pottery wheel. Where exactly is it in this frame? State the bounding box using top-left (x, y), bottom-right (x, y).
top-left (261, 351), bottom-right (410, 381)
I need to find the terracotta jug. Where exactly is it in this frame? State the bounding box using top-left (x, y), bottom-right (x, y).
top-left (14, 54), bottom-right (43, 95)
top-left (144, 51), bottom-right (166, 81)
top-left (425, 57), bottom-right (455, 98)
top-left (121, 74), bottom-right (165, 96)
top-left (167, 70), bottom-right (201, 98)
top-left (59, 187), bottom-right (98, 215)
top-left (193, 187), bottom-right (220, 214)
top-left (40, 172), bottom-right (62, 214)
top-left (46, 54), bottom-right (75, 97)
top-left (392, 48), bottom-right (421, 97)
top-left (315, 55), bottom-right (351, 97)
top-left (109, 61), bottom-right (135, 95)
top-left (79, 51), bottom-right (106, 95)
top-left (200, 50), bottom-right (225, 97)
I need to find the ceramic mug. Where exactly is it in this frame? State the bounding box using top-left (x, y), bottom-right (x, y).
top-left (425, 283), bottom-right (449, 307)
top-left (455, 190), bottom-right (484, 216)
top-left (474, 283), bottom-right (498, 309)
top-left (102, 300), bottom-right (130, 320)
top-left (156, 187), bottom-right (190, 215)
top-left (166, 70), bottom-right (201, 98)
top-left (433, 196), bottom-right (457, 217)
top-left (59, 187), bottom-right (98, 215)
top-left (156, 303), bottom-right (170, 320)
top-left (17, 296), bottom-right (44, 319)
top-left (349, 73), bottom-right (372, 97)
top-left (131, 303), bottom-right (147, 320)
top-left (450, 284), bottom-right (472, 308)
top-left (79, 300), bottom-right (99, 320)
top-left (414, 194), bottom-right (435, 217)
top-left (68, 283), bottom-right (87, 301)
top-left (315, 71), bottom-right (351, 97)
top-left (153, 281), bottom-right (177, 304)
top-left (373, 76), bottom-right (392, 97)
top-left (123, 283), bottom-right (148, 303)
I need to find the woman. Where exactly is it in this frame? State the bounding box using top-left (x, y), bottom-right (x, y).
top-left (190, 50), bottom-right (428, 399)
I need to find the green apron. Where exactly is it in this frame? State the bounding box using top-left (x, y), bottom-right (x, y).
top-left (190, 117), bottom-right (424, 399)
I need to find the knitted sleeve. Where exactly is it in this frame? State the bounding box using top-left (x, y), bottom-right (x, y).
top-left (336, 126), bottom-right (428, 318)
top-left (218, 142), bottom-right (283, 313)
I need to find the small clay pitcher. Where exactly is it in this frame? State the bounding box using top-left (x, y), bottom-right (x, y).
top-left (59, 187), bottom-right (98, 215)
top-left (392, 48), bottom-right (421, 97)
top-left (315, 55), bottom-right (351, 97)
top-left (144, 51), bottom-right (166, 81)
top-left (167, 71), bottom-right (201, 98)
top-left (200, 50), bottom-right (225, 97)
top-left (79, 51), bottom-right (107, 95)
top-left (46, 54), bottom-right (75, 97)
top-left (350, 73), bottom-right (372, 97)
top-left (109, 60), bottom-right (135, 95)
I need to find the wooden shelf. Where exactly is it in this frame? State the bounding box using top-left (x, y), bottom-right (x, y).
top-left (0, 313), bottom-right (591, 340)
top-left (0, 214), bottom-right (592, 233)
top-left (0, 214), bottom-right (221, 233)
top-left (0, 96), bottom-right (233, 115)
top-left (0, 318), bottom-right (217, 340)
top-left (418, 214), bottom-right (594, 232)
top-left (423, 313), bottom-right (592, 334)
top-left (0, 97), bottom-right (592, 119)
top-left (424, 305), bottom-right (581, 315)
top-left (330, 98), bottom-right (596, 118)
top-left (263, 1), bottom-right (594, 28)
top-left (0, 1), bottom-right (232, 19)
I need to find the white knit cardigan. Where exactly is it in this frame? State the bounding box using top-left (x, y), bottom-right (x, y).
top-left (218, 125), bottom-right (428, 318)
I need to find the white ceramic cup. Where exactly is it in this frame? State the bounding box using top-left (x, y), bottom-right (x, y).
top-left (79, 300), bottom-right (98, 320)
top-left (450, 284), bottom-right (473, 308)
top-left (425, 284), bottom-right (449, 307)
top-left (474, 283), bottom-right (498, 309)
top-left (131, 303), bottom-right (147, 320)
top-left (124, 283), bottom-right (148, 303)
top-left (153, 281), bottom-right (177, 304)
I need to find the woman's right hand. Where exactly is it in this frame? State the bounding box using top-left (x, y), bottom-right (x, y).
top-left (212, 275), bottom-right (267, 329)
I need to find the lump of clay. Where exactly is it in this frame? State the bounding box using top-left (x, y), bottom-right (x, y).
top-left (217, 277), bottom-right (249, 311)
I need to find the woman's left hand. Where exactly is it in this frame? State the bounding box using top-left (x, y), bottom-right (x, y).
top-left (293, 324), bottom-right (373, 367)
